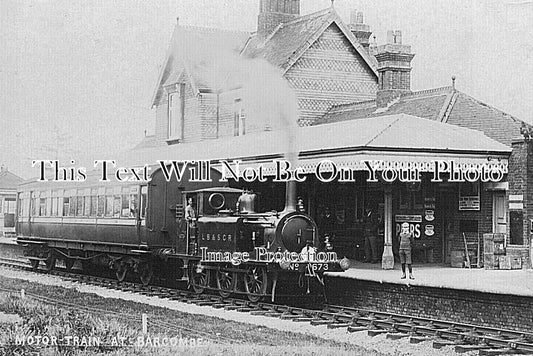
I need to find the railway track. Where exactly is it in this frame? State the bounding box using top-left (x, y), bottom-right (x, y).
top-left (1, 257), bottom-right (532, 355)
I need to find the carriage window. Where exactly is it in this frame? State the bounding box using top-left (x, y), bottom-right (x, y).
top-left (140, 186), bottom-right (147, 219)
top-left (63, 197), bottom-right (70, 216)
top-left (90, 196), bottom-right (97, 216)
top-left (105, 196), bottom-right (113, 217)
top-left (113, 195), bottom-right (121, 217)
top-left (121, 192), bottom-right (130, 217)
top-left (70, 196), bottom-right (77, 216)
top-left (130, 194), bottom-right (138, 218)
top-left (98, 195), bottom-right (105, 217)
top-left (90, 188), bottom-right (97, 216)
top-left (76, 195), bottom-right (84, 216)
top-left (32, 197), bottom-right (37, 216)
top-left (51, 197), bottom-right (58, 216)
top-left (39, 198), bottom-right (46, 216)
top-left (83, 196), bottom-right (90, 216)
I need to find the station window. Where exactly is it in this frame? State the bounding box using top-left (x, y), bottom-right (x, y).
top-left (3, 198), bottom-right (16, 214)
top-left (233, 98), bottom-right (245, 136)
top-left (168, 85), bottom-right (184, 140)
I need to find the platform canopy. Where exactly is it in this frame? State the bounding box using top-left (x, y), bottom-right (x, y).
top-left (122, 114), bottom-right (512, 175)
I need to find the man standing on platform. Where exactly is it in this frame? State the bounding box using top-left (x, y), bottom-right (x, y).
top-left (364, 207), bottom-right (379, 263)
top-left (399, 222), bottom-right (415, 279)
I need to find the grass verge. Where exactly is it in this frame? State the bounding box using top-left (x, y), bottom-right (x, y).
top-left (0, 274), bottom-right (384, 355)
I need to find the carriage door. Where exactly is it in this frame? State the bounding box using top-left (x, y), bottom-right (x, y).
top-left (493, 192), bottom-right (507, 234)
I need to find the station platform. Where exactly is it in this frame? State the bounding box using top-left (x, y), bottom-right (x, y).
top-left (327, 261), bottom-right (533, 297)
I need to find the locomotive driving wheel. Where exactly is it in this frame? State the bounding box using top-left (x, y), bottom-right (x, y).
top-left (215, 268), bottom-right (236, 298)
top-left (244, 266), bottom-right (268, 303)
top-left (189, 262), bottom-right (210, 294)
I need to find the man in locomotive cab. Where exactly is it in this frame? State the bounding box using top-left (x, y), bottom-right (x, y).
top-left (236, 189), bottom-right (256, 213)
top-left (185, 197), bottom-right (197, 238)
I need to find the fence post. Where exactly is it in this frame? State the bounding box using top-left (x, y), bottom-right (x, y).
top-left (141, 313), bottom-right (148, 334)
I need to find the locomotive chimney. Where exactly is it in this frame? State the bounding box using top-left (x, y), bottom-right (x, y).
top-left (283, 181), bottom-right (297, 213)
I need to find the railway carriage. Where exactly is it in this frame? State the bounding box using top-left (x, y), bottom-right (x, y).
top-left (16, 165), bottom-right (348, 302)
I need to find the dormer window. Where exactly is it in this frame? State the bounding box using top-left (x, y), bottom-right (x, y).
top-left (233, 98), bottom-right (245, 136)
top-left (168, 84), bottom-right (185, 140)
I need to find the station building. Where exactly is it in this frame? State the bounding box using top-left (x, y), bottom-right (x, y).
top-left (131, 0), bottom-right (533, 269)
top-left (0, 166), bottom-right (23, 236)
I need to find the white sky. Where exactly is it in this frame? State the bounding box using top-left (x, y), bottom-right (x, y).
top-left (1, 0), bottom-right (532, 178)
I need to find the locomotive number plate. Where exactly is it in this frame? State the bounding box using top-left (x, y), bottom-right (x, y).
top-left (288, 263), bottom-right (329, 271)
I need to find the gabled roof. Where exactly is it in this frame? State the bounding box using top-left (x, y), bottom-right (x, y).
top-left (242, 7), bottom-right (378, 76)
top-left (151, 25), bottom-right (250, 106)
top-left (317, 86), bottom-right (528, 146)
top-left (0, 170), bottom-right (24, 190)
top-left (152, 7), bottom-right (379, 107)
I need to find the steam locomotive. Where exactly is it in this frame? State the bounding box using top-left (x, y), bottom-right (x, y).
top-left (16, 164), bottom-right (349, 302)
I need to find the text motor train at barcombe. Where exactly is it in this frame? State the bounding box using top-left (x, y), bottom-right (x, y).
top-left (15, 165), bottom-right (349, 302)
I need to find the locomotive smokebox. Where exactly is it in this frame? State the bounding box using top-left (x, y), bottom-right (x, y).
top-left (283, 180), bottom-right (297, 213)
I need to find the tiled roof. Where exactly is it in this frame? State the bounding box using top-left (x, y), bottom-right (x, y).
top-left (122, 114), bottom-right (510, 170)
top-left (151, 26), bottom-right (250, 105)
top-left (152, 7), bottom-right (378, 106)
top-left (320, 87), bottom-right (453, 123)
top-left (317, 87), bottom-right (527, 146)
top-left (243, 8), bottom-right (377, 75)
top-left (133, 135), bottom-right (166, 150)
top-left (0, 170), bottom-right (24, 190)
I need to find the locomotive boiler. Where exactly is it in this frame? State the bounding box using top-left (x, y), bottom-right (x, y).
top-left (16, 164), bottom-right (349, 302)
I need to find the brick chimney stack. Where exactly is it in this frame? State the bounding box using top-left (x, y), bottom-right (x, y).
top-left (348, 10), bottom-right (372, 50)
top-left (375, 30), bottom-right (415, 108)
top-left (257, 0), bottom-right (300, 40)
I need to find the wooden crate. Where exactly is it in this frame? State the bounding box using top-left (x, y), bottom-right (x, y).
top-left (483, 254), bottom-right (498, 270)
top-left (450, 250), bottom-right (464, 268)
top-left (499, 256), bottom-right (512, 270)
top-left (511, 257), bottom-right (522, 270)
